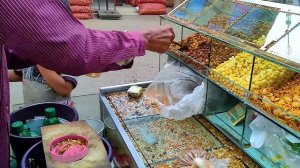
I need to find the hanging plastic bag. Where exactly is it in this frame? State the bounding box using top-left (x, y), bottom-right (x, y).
top-left (145, 62), bottom-right (203, 106)
top-left (173, 149), bottom-right (230, 168)
top-left (144, 62), bottom-right (205, 120)
top-left (264, 134), bottom-right (300, 167)
top-left (160, 82), bottom-right (206, 120)
top-left (249, 114), bottom-right (284, 148)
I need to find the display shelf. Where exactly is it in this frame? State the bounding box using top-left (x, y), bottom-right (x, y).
top-left (167, 49), bottom-right (300, 141)
top-left (161, 0), bottom-right (300, 73)
top-left (164, 45), bottom-right (300, 167)
top-left (100, 82), bottom-right (262, 168)
top-left (100, 82), bottom-right (152, 168)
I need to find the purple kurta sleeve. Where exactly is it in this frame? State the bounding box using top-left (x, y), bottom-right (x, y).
top-left (1, 0), bottom-right (146, 76)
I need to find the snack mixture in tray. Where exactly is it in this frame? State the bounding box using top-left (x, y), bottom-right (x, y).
top-left (106, 90), bottom-right (258, 168)
top-left (210, 52), bottom-right (295, 97)
top-left (124, 116), bottom-right (223, 164)
top-left (106, 91), bottom-right (160, 120)
top-left (250, 74), bottom-right (300, 132)
top-left (168, 33), bottom-right (210, 69)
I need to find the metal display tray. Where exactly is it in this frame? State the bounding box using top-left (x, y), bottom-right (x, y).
top-left (99, 81), bottom-right (151, 168)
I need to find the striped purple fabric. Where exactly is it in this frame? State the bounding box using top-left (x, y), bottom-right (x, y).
top-left (0, 0), bottom-right (146, 167)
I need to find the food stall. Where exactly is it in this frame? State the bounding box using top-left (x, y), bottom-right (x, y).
top-left (99, 0), bottom-right (300, 167)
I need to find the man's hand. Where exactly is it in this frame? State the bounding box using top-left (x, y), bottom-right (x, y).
top-left (143, 25), bottom-right (175, 53)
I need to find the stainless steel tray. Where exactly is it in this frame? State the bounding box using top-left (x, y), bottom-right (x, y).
top-left (99, 81), bottom-right (152, 168)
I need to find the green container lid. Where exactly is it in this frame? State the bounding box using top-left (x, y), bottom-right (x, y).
top-left (45, 107), bottom-right (57, 117)
top-left (11, 121), bottom-right (25, 133)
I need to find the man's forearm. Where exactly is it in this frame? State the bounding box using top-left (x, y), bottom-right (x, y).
top-left (1, 0), bottom-right (145, 76)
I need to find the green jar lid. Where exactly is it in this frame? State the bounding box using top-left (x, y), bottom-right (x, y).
top-left (45, 107), bottom-right (56, 117)
top-left (11, 121), bottom-right (25, 133)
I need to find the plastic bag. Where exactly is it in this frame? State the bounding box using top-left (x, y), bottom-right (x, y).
top-left (145, 63), bottom-right (204, 120)
top-left (249, 114), bottom-right (284, 148)
top-left (173, 149), bottom-right (230, 168)
top-left (160, 82), bottom-right (206, 120)
top-left (250, 114), bottom-right (300, 167)
top-left (145, 63), bottom-right (203, 107)
top-left (264, 134), bottom-right (300, 167)
top-left (210, 158), bottom-right (230, 168)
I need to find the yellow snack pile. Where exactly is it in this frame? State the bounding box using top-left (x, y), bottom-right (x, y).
top-left (211, 52), bottom-right (295, 97)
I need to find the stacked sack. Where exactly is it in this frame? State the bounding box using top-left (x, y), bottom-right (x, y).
top-left (137, 0), bottom-right (167, 15)
top-left (69, 0), bottom-right (93, 19)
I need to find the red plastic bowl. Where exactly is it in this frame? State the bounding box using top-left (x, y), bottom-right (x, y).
top-left (49, 135), bottom-right (88, 163)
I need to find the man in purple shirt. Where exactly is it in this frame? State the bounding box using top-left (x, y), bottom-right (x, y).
top-left (0, 0), bottom-right (174, 167)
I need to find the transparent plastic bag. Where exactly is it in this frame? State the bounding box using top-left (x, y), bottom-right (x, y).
top-left (160, 82), bottom-right (206, 120)
top-left (144, 63), bottom-right (204, 120)
top-left (250, 114), bottom-right (300, 167)
top-left (174, 149), bottom-right (230, 168)
top-left (264, 134), bottom-right (300, 167)
top-left (249, 114), bottom-right (284, 148)
top-left (145, 62), bottom-right (203, 107)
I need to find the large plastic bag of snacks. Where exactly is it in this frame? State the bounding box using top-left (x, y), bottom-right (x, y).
top-left (70, 6), bottom-right (92, 13)
top-left (145, 63), bottom-right (205, 120)
top-left (137, 0), bottom-right (167, 5)
top-left (69, 0), bottom-right (93, 5)
top-left (138, 3), bottom-right (167, 15)
top-left (73, 12), bottom-right (92, 20)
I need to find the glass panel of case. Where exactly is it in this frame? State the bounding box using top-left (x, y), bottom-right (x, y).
top-left (209, 69), bottom-right (250, 99)
top-left (123, 115), bottom-right (223, 165)
top-left (204, 81), bottom-right (245, 146)
top-left (226, 7), bottom-right (279, 47)
top-left (205, 80), bottom-right (240, 115)
top-left (168, 27), bottom-right (210, 76)
top-left (194, 0), bottom-right (253, 32)
top-left (172, 0), bottom-right (214, 22)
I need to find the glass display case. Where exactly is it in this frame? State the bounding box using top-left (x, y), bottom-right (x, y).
top-left (99, 81), bottom-right (260, 168)
top-left (158, 0), bottom-right (300, 167)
